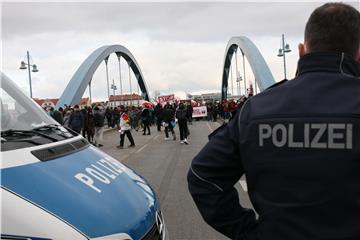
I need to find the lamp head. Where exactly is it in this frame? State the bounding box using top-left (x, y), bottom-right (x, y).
top-left (19, 61), bottom-right (27, 70)
top-left (284, 43), bottom-right (292, 53)
top-left (32, 64), bottom-right (39, 72)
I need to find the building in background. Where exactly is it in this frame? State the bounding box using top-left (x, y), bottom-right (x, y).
top-left (108, 93), bottom-right (144, 107)
top-left (192, 92), bottom-right (222, 103)
top-left (33, 97), bottom-right (90, 109)
top-left (33, 98), bottom-right (59, 109)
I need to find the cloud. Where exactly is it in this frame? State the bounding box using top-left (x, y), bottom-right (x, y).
top-left (1, 1), bottom-right (358, 102)
top-left (2, 2), bottom-right (321, 41)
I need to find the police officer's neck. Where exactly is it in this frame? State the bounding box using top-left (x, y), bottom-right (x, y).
top-left (297, 51), bottom-right (360, 77)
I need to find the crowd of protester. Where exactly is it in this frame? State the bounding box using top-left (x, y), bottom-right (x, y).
top-left (46, 104), bottom-right (106, 147)
top-left (203, 95), bottom-right (249, 122)
top-left (43, 94), bottom-right (250, 149)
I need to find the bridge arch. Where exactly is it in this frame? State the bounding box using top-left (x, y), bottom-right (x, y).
top-left (221, 36), bottom-right (275, 101)
top-left (56, 45), bottom-right (150, 108)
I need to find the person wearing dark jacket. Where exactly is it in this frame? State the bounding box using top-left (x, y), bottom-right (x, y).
top-left (154, 103), bottom-right (163, 131)
top-left (81, 108), bottom-right (88, 138)
top-left (113, 107), bottom-right (121, 129)
top-left (162, 102), bottom-right (176, 141)
top-left (105, 107), bottom-right (112, 128)
top-left (188, 3), bottom-right (360, 240)
top-left (50, 107), bottom-right (63, 125)
top-left (141, 107), bottom-right (151, 135)
top-left (186, 104), bottom-right (193, 125)
top-left (176, 103), bottom-right (189, 144)
top-left (93, 106), bottom-right (105, 147)
top-left (207, 103), bottom-right (213, 121)
top-left (68, 105), bottom-right (84, 133)
top-left (212, 103), bottom-right (218, 122)
top-left (86, 108), bottom-right (95, 143)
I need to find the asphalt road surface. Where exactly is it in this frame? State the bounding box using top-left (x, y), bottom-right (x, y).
top-left (100, 120), bottom-right (252, 240)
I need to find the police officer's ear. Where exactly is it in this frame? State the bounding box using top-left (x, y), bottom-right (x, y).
top-left (298, 43), bottom-right (306, 58)
top-left (356, 49), bottom-right (360, 64)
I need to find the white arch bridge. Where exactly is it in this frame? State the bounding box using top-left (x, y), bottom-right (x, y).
top-left (56, 45), bottom-right (150, 108)
top-left (221, 36), bottom-right (276, 101)
top-left (56, 37), bottom-right (276, 107)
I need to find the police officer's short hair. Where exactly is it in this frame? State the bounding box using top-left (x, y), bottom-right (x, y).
top-left (305, 2), bottom-right (360, 57)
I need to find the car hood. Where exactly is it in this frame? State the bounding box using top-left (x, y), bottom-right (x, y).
top-left (1, 145), bottom-right (157, 239)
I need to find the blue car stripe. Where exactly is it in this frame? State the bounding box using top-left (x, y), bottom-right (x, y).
top-left (1, 146), bottom-right (157, 239)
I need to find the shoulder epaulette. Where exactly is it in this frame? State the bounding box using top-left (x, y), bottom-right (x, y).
top-left (266, 79), bottom-right (288, 90)
top-left (208, 123), bottom-right (226, 140)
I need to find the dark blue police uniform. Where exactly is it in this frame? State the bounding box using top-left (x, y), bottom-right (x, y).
top-left (188, 52), bottom-right (360, 240)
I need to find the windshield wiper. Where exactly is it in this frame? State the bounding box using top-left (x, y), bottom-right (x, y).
top-left (32, 124), bottom-right (73, 139)
top-left (32, 123), bottom-right (61, 131)
top-left (1, 129), bottom-right (59, 142)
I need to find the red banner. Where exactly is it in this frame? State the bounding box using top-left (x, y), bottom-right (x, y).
top-left (157, 94), bottom-right (175, 105)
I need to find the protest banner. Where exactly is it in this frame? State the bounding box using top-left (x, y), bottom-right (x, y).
top-left (192, 106), bottom-right (207, 118)
top-left (157, 94), bottom-right (175, 105)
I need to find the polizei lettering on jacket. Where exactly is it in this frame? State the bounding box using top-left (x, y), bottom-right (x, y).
top-left (74, 157), bottom-right (126, 193)
top-left (259, 123), bottom-right (353, 149)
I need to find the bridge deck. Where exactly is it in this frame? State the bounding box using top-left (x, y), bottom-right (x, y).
top-left (101, 121), bottom-right (251, 240)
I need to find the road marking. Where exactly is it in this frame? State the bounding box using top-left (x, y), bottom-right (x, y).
top-left (214, 122), bottom-right (221, 127)
top-left (239, 180), bottom-right (248, 192)
top-left (206, 122), bottom-right (213, 132)
top-left (136, 144), bottom-right (148, 154)
top-left (119, 154), bottom-right (130, 161)
top-left (158, 145), bottom-right (181, 202)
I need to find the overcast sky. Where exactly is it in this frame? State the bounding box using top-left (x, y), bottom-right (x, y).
top-left (2, 1), bottom-right (359, 101)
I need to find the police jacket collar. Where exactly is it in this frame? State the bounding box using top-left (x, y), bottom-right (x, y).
top-left (297, 52), bottom-right (360, 77)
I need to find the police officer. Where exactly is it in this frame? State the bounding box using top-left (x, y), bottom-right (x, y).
top-left (187, 3), bottom-right (360, 240)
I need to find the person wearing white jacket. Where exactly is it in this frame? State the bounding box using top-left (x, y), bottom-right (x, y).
top-left (117, 107), bottom-right (135, 149)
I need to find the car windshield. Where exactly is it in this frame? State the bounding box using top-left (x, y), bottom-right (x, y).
top-left (1, 73), bottom-right (56, 131)
top-left (1, 73), bottom-right (76, 151)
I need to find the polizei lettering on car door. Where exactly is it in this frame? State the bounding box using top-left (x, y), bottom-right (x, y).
top-left (74, 157), bottom-right (126, 193)
top-left (259, 123), bottom-right (353, 149)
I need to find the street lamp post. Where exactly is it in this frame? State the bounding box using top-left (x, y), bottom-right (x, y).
top-left (236, 76), bottom-right (242, 97)
top-left (104, 57), bottom-right (110, 101)
top-left (111, 79), bottom-right (117, 96)
top-left (235, 49), bottom-right (242, 96)
top-left (277, 34), bottom-right (291, 79)
top-left (230, 59), bottom-right (234, 97)
top-left (19, 51), bottom-right (39, 98)
top-left (117, 55), bottom-right (123, 96)
top-left (128, 61), bottom-right (132, 106)
top-left (89, 79), bottom-right (92, 103)
top-left (110, 79), bottom-right (117, 108)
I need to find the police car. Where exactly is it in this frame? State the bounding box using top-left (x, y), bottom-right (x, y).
top-left (1, 72), bottom-right (167, 240)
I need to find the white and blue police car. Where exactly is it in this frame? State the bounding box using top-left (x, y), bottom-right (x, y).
top-left (0, 72), bottom-right (167, 240)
